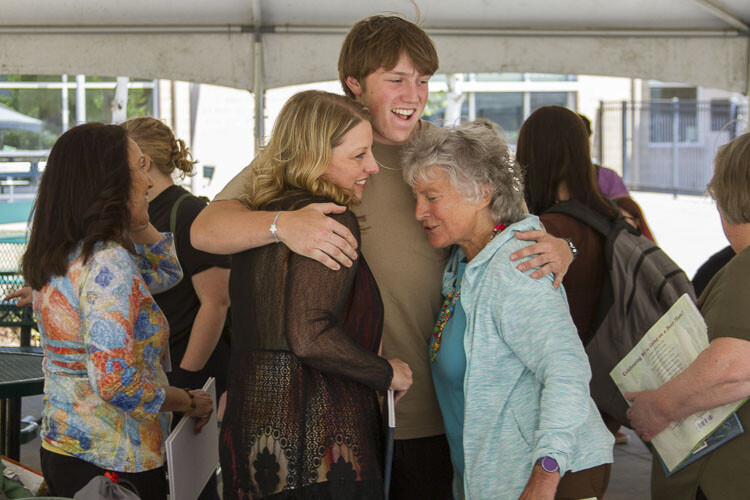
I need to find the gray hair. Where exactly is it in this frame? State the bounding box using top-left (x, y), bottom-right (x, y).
top-left (402, 119), bottom-right (526, 225)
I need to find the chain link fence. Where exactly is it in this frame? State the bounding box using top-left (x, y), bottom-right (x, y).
top-left (598, 100), bottom-right (748, 195)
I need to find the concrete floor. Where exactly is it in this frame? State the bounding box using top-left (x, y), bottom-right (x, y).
top-left (17, 395), bottom-right (653, 499)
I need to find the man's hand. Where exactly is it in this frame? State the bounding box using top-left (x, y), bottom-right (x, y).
top-left (277, 203), bottom-right (358, 271)
top-left (625, 390), bottom-right (671, 442)
top-left (3, 287), bottom-right (33, 307)
top-left (510, 231), bottom-right (573, 289)
top-left (518, 465), bottom-right (559, 500)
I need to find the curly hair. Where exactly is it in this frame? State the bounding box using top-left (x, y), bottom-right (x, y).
top-left (401, 119), bottom-right (527, 225)
top-left (121, 116), bottom-right (195, 178)
top-left (22, 123), bottom-right (133, 290)
top-left (243, 90), bottom-right (370, 211)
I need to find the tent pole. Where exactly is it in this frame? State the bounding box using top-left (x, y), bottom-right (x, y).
top-left (252, 0), bottom-right (265, 152)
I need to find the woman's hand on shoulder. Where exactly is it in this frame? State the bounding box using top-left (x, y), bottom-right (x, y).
top-left (388, 359), bottom-right (412, 404)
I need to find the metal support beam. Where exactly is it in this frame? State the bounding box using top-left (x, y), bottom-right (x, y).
top-left (252, 0), bottom-right (265, 151)
top-left (691, 0), bottom-right (750, 33)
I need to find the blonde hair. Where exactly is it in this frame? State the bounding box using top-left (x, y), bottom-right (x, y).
top-left (244, 90), bottom-right (370, 210)
top-left (708, 131), bottom-right (750, 225)
top-left (121, 117), bottom-right (195, 178)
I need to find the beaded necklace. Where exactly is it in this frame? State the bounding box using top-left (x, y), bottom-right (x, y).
top-left (429, 223), bottom-right (506, 362)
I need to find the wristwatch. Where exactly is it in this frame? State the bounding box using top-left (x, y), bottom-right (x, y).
top-left (562, 237), bottom-right (578, 261)
top-left (536, 456), bottom-right (559, 473)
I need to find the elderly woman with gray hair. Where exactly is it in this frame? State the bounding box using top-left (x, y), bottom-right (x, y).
top-left (401, 120), bottom-right (613, 500)
top-left (626, 131), bottom-right (750, 500)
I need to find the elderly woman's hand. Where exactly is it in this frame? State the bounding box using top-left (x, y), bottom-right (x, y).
top-left (510, 231), bottom-right (573, 289)
top-left (625, 390), bottom-right (671, 442)
top-left (518, 464), bottom-right (559, 500)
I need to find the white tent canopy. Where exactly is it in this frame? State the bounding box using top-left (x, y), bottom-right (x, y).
top-left (2, 0), bottom-right (749, 92)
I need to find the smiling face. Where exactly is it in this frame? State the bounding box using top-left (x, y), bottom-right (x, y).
top-left (126, 138), bottom-right (153, 228)
top-left (323, 121), bottom-right (378, 201)
top-left (345, 52), bottom-right (430, 146)
top-left (412, 168), bottom-right (493, 255)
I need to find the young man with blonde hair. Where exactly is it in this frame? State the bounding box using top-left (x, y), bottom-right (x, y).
top-left (192, 15), bottom-right (572, 498)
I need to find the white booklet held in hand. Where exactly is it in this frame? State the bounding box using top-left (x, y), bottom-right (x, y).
top-left (165, 377), bottom-right (219, 500)
top-left (610, 294), bottom-right (747, 473)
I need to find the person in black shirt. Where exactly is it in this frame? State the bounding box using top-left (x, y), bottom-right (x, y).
top-left (122, 117), bottom-right (230, 500)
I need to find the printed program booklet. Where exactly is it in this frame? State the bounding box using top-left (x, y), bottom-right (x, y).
top-left (610, 294), bottom-right (747, 473)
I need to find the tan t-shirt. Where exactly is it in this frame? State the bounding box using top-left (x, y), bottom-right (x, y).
top-left (214, 124), bottom-right (449, 439)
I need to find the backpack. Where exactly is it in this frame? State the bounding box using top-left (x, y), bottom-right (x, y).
top-left (544, 200), bottom-right (696, 428)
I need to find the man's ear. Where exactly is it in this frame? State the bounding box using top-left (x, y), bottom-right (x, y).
top-left (345, 76), bottom-right (364, 99)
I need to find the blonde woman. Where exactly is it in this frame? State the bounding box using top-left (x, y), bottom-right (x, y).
top-left (219, 90), bottom-right (412, 499)
top-left (122, 117), bottom-right (230, 500)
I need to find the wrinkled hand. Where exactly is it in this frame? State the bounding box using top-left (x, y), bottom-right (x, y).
top-left (276, 203), bottom-right (358, 271)
top-left (625, 390), bottom-right (671, 442)
top-left (388, 359), bottom-right (413, 404)
top-left (510, 230), bottom-right (573, 289)
top-left (3, 286), bottom-right (33, 307)
top-left (518, 465), bottom-right (559, 500)
top-left (184, 389), bottom-right (214, 433)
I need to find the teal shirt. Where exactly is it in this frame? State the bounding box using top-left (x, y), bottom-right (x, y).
top-left (431, 260), bottom-right (468, 480)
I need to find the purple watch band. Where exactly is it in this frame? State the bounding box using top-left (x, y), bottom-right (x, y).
top-left (539, 456), bottom-right (559, 473)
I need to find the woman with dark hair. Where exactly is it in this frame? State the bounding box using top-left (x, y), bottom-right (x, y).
top-left (516, 105), bottom-right (620, 497)
top-left (23, 123), bottom-right (213, 499)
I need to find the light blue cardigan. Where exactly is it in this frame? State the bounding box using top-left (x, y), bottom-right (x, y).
top-left (437, 214), bottom-right (614, 499)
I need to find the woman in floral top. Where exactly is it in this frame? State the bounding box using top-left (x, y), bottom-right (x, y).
top-left (22, 123), bottom-right (214, 499)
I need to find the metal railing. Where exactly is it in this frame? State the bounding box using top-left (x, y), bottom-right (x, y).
top-left (598, 100), bottom-right (748, 195)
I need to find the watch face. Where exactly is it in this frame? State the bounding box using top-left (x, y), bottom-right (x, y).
top-left (541, 456), bottom-right (559, 473)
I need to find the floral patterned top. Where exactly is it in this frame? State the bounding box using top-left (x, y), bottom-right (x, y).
top-left (33, 235), bottom-right (182, 473)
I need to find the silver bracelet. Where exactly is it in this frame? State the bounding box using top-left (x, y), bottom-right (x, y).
top-left (270, 211), bottom-right (282, 244)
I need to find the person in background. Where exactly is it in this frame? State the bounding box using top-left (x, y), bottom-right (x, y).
top-left (626, 131), bottom-right (750, 500)
top-left (122, 117), bottom-right (230, 500)
top-left (22, 123), bottom-right (213, 499)
top-left (191, 17), bottom-right (575, 498)
top-left (579, 113), bottom-right (655, 242)
top-left (402, 119), bottom-right (613, 500)
top-left (692, 245), bottom-right (735, 297)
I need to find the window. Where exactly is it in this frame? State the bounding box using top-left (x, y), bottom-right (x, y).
top-left (649, 87), bottom-right (698, 143)
top-left (474, 93), bottom-right (524, 143)
top-left (529, 92), bottom-right (572, 113)
top-left (710, 100), bottom-right (731, 132)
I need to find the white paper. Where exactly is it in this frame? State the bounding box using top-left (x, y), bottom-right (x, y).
top-left (610, 294), bottom-right (746, 472)
top-left (387, 390), bottom-right (395, 428)
top-left (165, 377), bottom-right (219, 500)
